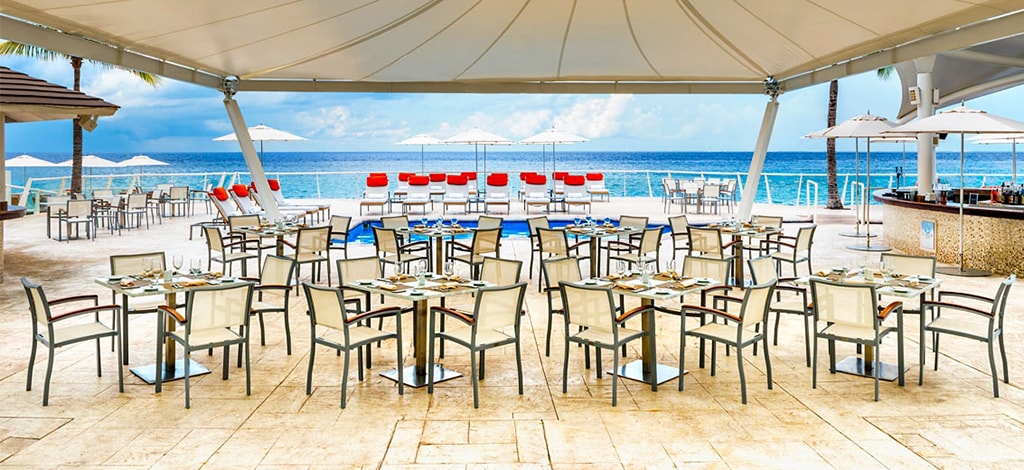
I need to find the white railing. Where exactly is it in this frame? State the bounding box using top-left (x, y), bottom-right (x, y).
top-left (799, 180), bottom-right (819, 223)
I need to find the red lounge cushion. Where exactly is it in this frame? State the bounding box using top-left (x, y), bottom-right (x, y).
top-left (460, 172), bottom-right (477, 180)
top-left (399, 172), bottom-right (415, 181)
top-left (268, 179), bottom-right (281, 191)
top-left (232, 184), bottom-right (249, 197)
top-left (369, 172), bottom-right (387, 178)
top-left (553, 172), bottom-right (569, 180)
top-left (585, 173), bottom-right (604, 181)
top-left (447, 175), bottom-right (468, 185)
top-left (248, 182), bottom-right (258, 192)
top-left (409, 175), bottom-right (430, 185)
top-left (429, 173), bottom-right (447, 182)
top-left (565, 175), bottom-right (586, 186)
top-left (212, 187), bottom-right (229, 201)
top-left (525, 174), bottom-right (547, 185)
top-left (486, 174), bottom-right (508, 186)
top-left (367, 176), bottom-right (389, 187)
top-left (520, 172), bottom-right (536, 180)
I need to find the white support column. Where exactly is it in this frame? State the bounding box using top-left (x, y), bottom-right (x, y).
top-left (1, 114), bottom-right (7, 282)
top-left (737, 95), bottom-right (780, 221)
top-left (222, 95), bottom-right (280, 220)
top-left (915, 56), bottom-right (937, 196)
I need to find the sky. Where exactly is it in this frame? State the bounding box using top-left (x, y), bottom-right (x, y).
top-left (3, 54), bottom-right (1024, 155)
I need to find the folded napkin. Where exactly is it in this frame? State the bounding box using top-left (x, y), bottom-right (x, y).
top-left (377, 284), bottom-right (402, 292)
top-left (431, 283), bottom-right (462, 292)
top-left (614, 282), bottom-right (646, 292)
top-left (656, 272), bottom-right (681, 281)
top-left (672, 278), bottom-right (698, 288)
top-left (180, 279), bottom-right (206, 287)
top-left (119, 279), bottom-right (137, 287)
top-left (607, 273), bottom-right (629, 281)
top-left (388, 274), bottom-right (414, 282)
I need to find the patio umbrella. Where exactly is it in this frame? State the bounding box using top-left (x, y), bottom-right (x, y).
top-left (443, 128), bottom-right (511, 174)
top-left (888, 106), bottom-right (1024, 276)
top-left (969, 133), bottom-right (1023, 185)
top-left (520, 128), bottom-right (588, 176)
top-left (213, 123), bottom-right (306, 164)
top-left (806, 113), bottom-right (897, 248)
top-left (57, 154), bottom-right (120, 193)
top-left (118, 155), bottom-right (170, 189)
top-left (5, 154), bottom-right (55, 183)
top-left (396, 133), bottom-right (442, 173)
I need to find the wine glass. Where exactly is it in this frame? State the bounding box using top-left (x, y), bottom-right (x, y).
top-left (667, 259), bottom-right (677, 278)
top-left (190, 257), bottom-right (202, 275)
top-left (421, 216), bottom-right (429, 227)
top-left (603, 216), bottom-right (611, 226)
top-left (616, 260), bottom-right (626, 278)
top-left (644, 262), bottom-right (656, 285)
top-left (573, 217), bottom-right (581, 227)
top-left (443, 260), bottom-right (455, 279)
top-left (451, 217), bottom-right (459, 227)
top-left (141, 258), bottom-right (153, 277)
top-left (172, 255), bottom-right (184, 274)
top-left (435, 216), bottom-right (444, 228)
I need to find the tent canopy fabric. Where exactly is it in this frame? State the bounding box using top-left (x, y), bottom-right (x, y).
top-left (1, 1), bottom-right (1022, 95)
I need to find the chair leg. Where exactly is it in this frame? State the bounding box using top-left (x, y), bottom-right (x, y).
top-left (763, 333), bottom-right (773, 391)
top-left (26, 339), bottom-right (37, 392)
top-left (306, 343), bottom-right (316, 395)
top-left (562, 338), bottom-right (570, 394)
top-left (737, 341), bottom-right (747, 404)
top-left (245, 339), bottom-right (251, 396)
top-left (341, 348), bottom-right (350, 408)
top-left (471, 349), bottom-right (480, 409)
top-left (989, 338), bottom-right (1000, 398)
top-left (873, 344), bottom-right (880, 402)
top-left (516, 340), bottom-right (524, 396)
top-left (999, 331), bottom-right (1009, 384)
top-left (679, 327), bottom-right (686, 392)
top-left (42, 349), bottom-right (55, 406)
top-left (812, 334), bottom-right (818, 389)
top-left (803, 315), bottom-right (812, 367)
top-left (611, 347), bottom-right (619, 406)
top-left (184, 350), bottom-right (192, 409)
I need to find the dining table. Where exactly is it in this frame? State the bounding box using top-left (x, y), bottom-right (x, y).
top-left (348, 273), bottom-right (488, 388)
top-left (573, 272), bottom-right (720, 387)
top-left (797, 268), bottom-right (942, 384)
top-left (564, 223), bottom-right (640, 278)
top-left (708, 222), bottom-right (783, 286)
top-left (397, 224), bottom-right (475, 271)
top-left (234, 222), bottom-right (302, 256)
top-left (95, 270), bottom-right (248, 384)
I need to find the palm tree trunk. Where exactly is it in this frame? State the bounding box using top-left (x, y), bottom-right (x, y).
top-left (825, 79), bottom-right (843, 209)
top-left (71, 56), bottom-right (84, 195)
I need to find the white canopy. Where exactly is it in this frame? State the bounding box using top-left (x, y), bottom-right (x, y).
top-left (2, 1), bottom-right (1022, 95)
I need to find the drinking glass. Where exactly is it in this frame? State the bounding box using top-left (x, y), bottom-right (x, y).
top-left (573, 217), bottom-right (581, 227)
top-left (141, 258), bottom-right (153, 276)
top-left (603, 216), bottom-right (611, 226)
top-left (435, 217), bottom-right (444, 228)
top-left (172, 255), bottom-right (184, 273)
top-left (667, 259), bottom-right (677, 277)
top-left (190, 257), bottom-right (202, 275)
top-left (451, 217), bottom-right (459, 227)
top-left (585, 215), bottom-right (593, 226)
top-left (421, 216), bottom-right (429, 227)
top-left (616, 260), bottom-right (626, 278)
top-left (443, 260), bottom-right (455, 279)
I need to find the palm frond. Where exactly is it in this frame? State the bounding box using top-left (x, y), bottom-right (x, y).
top-left (876, 66), bottom-right (895, 80)
top-left (0, 41), bottom-right (68, 61)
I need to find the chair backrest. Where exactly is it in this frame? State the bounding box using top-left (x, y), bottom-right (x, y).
top-left (337, 256), bottom-right (382, 285)
top-left (638, 227), bottom-right (663, 254)
top-left (810, 280), bottom-right (877, 328)
top-left (668, 214), bottom-right (689, 235)
top-left (619, 215), bottom-right (648, 231)
top-left (262, 255), bottom-right (296, 286)
top-left (364, 176), bottom-right (390, 199)
top-left (542, 256), bottom-right (582, 287)
top-left (67, 199), bottom-right (93, 217)
top-left (373, 226), bottom-right (400, 254)
top-left (111, 252), bottom-right (166, 276)
top-left (209, 189), bottom-right (239, 219)
top-left (229, 214), bottom-right (261, 232)
top-left (296, 226), bottom-right (329, 255)
top-left (564, 175), bottom-right (586, 195)
top-left (993, 275), bottom-right (1016, 318)
top-left (186, 283), bottom-right (254, 334)
top-left (21, 277), bottom-right (52, 327)
top-left (329, 215), bottom-right (352, 236)
top-left (537, 227), bottom-right (570, 257)
top-left (703, 184), bottom-right (720, 198)
top-left (477, 215), bottom-right (503, 230)
top-left (585, 173), bottom-right (605, 190)
top-left (470, 227), bottom-right (502, 256)
top-left (683, 255), bottom-right (730, 281)
top-left (751, 214), bottom-right (783, 228)
top-left (687, 226), bottom-right (724, 257)
top-left (472, 282), bottom-right (527, 333)
top-left (560, 282), bottom-right (616, 333)
top-left (231, 187), bottom-right (261, 214)
top-left (381, 215), bottom-right (409, 230)
top-left (879, 253), bottom-right (936, 278)
top-left (127, 193), bottom-right (148, 209)
top-left (407, 177), bottom-right (430, 200)
top-left (203, 225), bottom-right (227, 252)
top-left (795, 225), bottom-right (816, 253)
top-left (169, 186), bottom-right (189, 200)
top-left (738, 281), bottom-right (776, 325)
top-left (527, 216), bottom-right (549, 243)
top-left (304, 283), bottom-right (349, 331)
top-left (480, 257), bottom-right (523, 285)
top-left (748, 256), bottom-right (778, 284)
top-left (445, 175), bottom-right (468, 198)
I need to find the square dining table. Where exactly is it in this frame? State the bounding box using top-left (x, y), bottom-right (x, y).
top-left (564, 224), bottom-right (640, 278)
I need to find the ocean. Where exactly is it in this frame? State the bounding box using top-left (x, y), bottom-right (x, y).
top-left (7, 151), bottom-right (1019, 205)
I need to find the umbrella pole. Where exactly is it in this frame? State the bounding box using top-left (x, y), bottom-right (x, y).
top-left (937, 133), bottom-right (988, 276)
top-left (847, 138), bottom-right (890, 252)
top-left (1014, 139), bottom-right (1017, 185)
top-left (421, 145), bottom-right (425, 174)
top-left (840, 138), bottom-right (868, 237)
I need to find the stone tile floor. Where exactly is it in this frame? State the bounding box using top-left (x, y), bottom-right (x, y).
top-left (0, 198), bottom-right (1021, 468)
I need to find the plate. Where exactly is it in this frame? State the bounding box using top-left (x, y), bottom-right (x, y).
top-left (891, 287), bottom-right (910, 293)
top-left (918, 277), bottom-right (934, 282)
top-left (654, 289), bottom-right (672, 295)
top-left (583, 280), bottom-right (598, 285)
top-left (356, 279), bottom-right (374, 285)
top-left (472, 281), bottom-right (486, 287)
top-left (108, 275), bottom-right (124, 281)
top-left (144, 286), bottom-right (159, 291)
top-left (220, 277), bottom-right (235, 282)
top-left (207, 279), bottom-right (221, 285)
top-left (409, 291), bottom-right (425, 296)
top-left (696, 278), bottom-right (711, 284)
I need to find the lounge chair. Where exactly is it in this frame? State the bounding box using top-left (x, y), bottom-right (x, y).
top-left (360, 175), bottom-right (390, 215)
top-left (586, 173), bottom-right (610, 201)
top-left (484, 173), bottom-right (511, 214)
top-left (564, 175), bottom-right (591, 213)
top-left (442, 174), bottom-right (469, 214)
top-left (523, 174), bottom-right (550, 213)
top-left (403, 175), bottom-right (432, 214)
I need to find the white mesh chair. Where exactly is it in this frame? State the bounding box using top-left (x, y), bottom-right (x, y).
top-left (920, 275), bottom-right (1014, 397)
top-left (448, 227), bottom-right (501, 278)
top-left (749, 256), bottom-right (813, 367)
top-left (700, 183), bottom-right (723, 214)
top-left (155, 282), bottom-right (255, 408)
top-left (484, 176), bottom-right (511, 214)
top-left (879, 253), bottom-right (937, 314)
top-left (522, 178), bottom-right (550, 213)
top-left (22, 278), bottom-right (123, 406)
top-left (526, 216), bottom-right (550, 279)
top-left (228, 214), bottom-right (276, 271)
top-left (680, 281), bottom-right (776, 403)
top-left (606, 226), bottom-right (663, 273)
top-left (427, 282), bottom-right (528, 408)
top-left (282, 226), bottom-right (330, 287)
top-left (563, 175), bottom-right (591, 213)
top-left (402, 176), bottom-right (432, 214)
top-left (360, 177), bottom-right (391, 215)
top-left (687, 226), bottom-right (739, 271)
top-left (810, 279), bottom-right (904, 401)
top-left (477, 215), bottom-right (503, 230)
top-left (373, 226), bottom-right (430, 275)
top-left (303, 283), bottom-right (404, 408)
top-left (109, 252), bottom-right (179, 364)
top-left (560, 281), bottom-right (655, 406)
top-left (668, 214), bottom-right (690, 260)
top-left (326, 215), bottom-right (353, 279)
top-left (585, 173), bottom-right (610, 201)
top-left (536, 227), bottom-right (588, 291)
top-left (242, 255), bottom-right (297, 355)
top-left (166, 186), bottom-right (190, 216)
top-left (766, 224), bottom-right (816, 277)
top-left (118, 193), bottom-right (150, 230)
top-left (747, 214), bottom-right (783, 257)
top-left (541, 256), bottom-right (582, 357)
top-left (681, 255), bottom-right (734, 367)
top-left (203, 225), bottom-right (259, 277)
top-left (59, 198), bottom-right (95, 241)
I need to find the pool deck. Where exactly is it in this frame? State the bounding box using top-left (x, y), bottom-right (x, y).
top-left (1, 197), bottom-right (1021, 468)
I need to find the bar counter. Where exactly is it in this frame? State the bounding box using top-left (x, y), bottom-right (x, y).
top-left (875, 191), bottom-right (1024, 276)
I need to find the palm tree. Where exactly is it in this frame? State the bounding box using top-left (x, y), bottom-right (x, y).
top-left (825, 79), bottom-right (842, 209)
top-left (0, 42), bottom-right (160, 194)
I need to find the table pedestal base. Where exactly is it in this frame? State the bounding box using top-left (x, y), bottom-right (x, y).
top-left (834, 356), bottom-right (901, 382)
top-left (130, 359), bottom-right (210, 384)
top-left (609, 360), bottom-right (682, 385)
top-left (381, 364), bottom-right (463, 388)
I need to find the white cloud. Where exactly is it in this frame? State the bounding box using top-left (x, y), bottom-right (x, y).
top-left (554, 95), bottom-right (633, 138)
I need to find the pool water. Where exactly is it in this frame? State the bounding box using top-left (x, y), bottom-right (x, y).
top-left (344, 217), bottom-right (625, 244)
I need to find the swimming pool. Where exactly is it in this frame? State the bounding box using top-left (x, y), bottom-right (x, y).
top-left (345, 217), bottom-right (627, 244)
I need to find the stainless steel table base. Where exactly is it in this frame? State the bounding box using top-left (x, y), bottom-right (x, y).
top-left (609, 360), bottom-right (681, 385)
top-left (130, 359), bottom-right (210, 384)
top-left (839, 231), bottom-right (876, 238)
top-left (846, 242), bottom-right (892, 252)
top-left (936, 266), bottom-right (990, 277)
top-left (381, 364), bottom-right (462, 388)
top-left (834, 356), bottom-right (901, 382)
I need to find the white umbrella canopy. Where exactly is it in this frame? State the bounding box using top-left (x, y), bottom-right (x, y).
top-left (887, 106), bottom-right (1024, 275)
top-left (969, 133), bottom-right (1024, 185)
top-left (118, 154), bottom-right (169, 167)
top-left (213, 123), bottom-right (307, 163)
top-left (443, 128), bottom-right (512, 174)
top-left (5, 154), bottom-right (56, 182)
top-left (520, 128), bottom-right (588, 176)
top-left (396, 133), bottom-right (442, 173)
top-left (56, 154), bottom-right (119, 168)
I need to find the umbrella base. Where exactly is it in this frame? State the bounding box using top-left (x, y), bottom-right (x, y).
top-left (936, 266), bottom-right (990, 277)
top-left (846, 242), bottom-right (891, 252)
top-left (839, 231), bottom-right (876, 238)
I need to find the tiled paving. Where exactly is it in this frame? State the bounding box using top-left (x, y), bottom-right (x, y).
top-left (1, 198), bottom-right (1021, 468)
